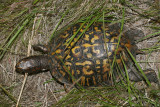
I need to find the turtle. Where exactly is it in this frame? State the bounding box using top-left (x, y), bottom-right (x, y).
top-left (15, 22), bottom-right (158, 88)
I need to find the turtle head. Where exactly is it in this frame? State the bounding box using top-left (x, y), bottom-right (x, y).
top-left (15, 55), bottom-right (50, 75)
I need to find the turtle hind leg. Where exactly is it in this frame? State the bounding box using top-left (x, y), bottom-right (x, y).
top-left (142, 69), bottom-right (159, 84)
top-left (136, 49), bottom-right (145, 55)
top-left (32, 44), bottom-right (49, 54)
top-left (129, 69), bottom-right (159, 84)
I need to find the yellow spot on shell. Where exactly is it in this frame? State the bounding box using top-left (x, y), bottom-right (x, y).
top-left (96, 66), bottom-right (100, 69)
top-left (72, 70), bottom-right (74, 76)
top-left (73, 31), bottom-right (77, 35)
top-left (103, 59), bottom-right (109, 64)
top-left (103, 65), bottom-right (110, 73)
top-left (92, 47), bottom-right (100, 54)
top-left (64, 31), bottom-right (68, 34)
top-left (104, 38), bottom-right (110, 42)
top-left (51, 52), bottom-right (55, 55)
top-left (96, 70), bottom-right (100, 73)
top-left (55, 55), bottom-right (63, 59)
top-left (81, 76), bottom-right (85, 86)
top-left (117, 47), bottom-right (123, 52)
top-left (79, 23), bottom-right (83, 26)
top-left (116, 59), bottom-right (121, 64)
top-left (110, 32), bottom-right (114, 34)
top-left (76, 70), bottom-right (81, 74)
top-left (80, 29), bottom-right (84, 32)
top-left (76, 61), bottom-right (94, 75)
top-left (59, 56), bottom-right (63, 59)
top-left (125, 42), bottom-right (132, 50)
top-left (96, 60), bottom-right (100, 64)
top-left (86, 78), bottom-right (90, 86)
top-left (59, 70), bottom-right (66, 76)
top-left (61, 33), bottom-right (69, 38)
top-left (102, 59), bottom-right (110, 73)
top-left (65, 62), bottom-right (72, 65)
top-left (98, 75), bottom-right (102, 82)
top-left (73, 26), bottom-right (77, 31)
top-left (72, 46), bottom-right (81, 57)
top-left (103, 73), bottom-right (108, 81)
top-left (83, 48), bottom-right (88, 53)
top-left (111, 37), bottom-right (118, 43)
top-left (111, 45), bottom-right (115, 51)
top-left (104, 26), bottom-right (109, 30)
top-left (121, 43), bottom-right (124, 46)
top-left (76, 61), bottom-right (92, 66)
top-left (82, 43), bottom-right (92, 47)
top-left (92, 76), bottom-right (96, 85)
top-left (65, 38), bottom-right (71, 45)
top-left (70, 42), bottom-right (74, 47)
top-left (66, 55), bottom-right (71, 60)
top-left (63, 65), bottom-right (71, 72)
top-left (89, 31), bottom-right (94, 35)
top-left (55, 49), bottom-right (62, 54)
top-left (106, 33), bottom-right (110, 36)
top-left (94, 27), bottom-right (101, 32)
top-left (87, 53), bottom-right (92, 58)
top-left (56, 43), bottom-right (61, 48)
top-left (84, 34), bottom-right (89, 41)
top-left (83, 68), bottom-right (94, 75)
top-left (91, 35), bottom-right (99, 43)
top-left (108, 52), bottom-right (112, 57)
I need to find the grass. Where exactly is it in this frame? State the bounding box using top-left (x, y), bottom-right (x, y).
top-left (0, 0), bottom-right (159, 106)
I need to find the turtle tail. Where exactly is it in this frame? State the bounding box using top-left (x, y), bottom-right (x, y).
top-left (15, 55), bottom-right (50, 75)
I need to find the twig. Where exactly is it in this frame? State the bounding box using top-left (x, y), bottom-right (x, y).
top-left (16, 15), bottom-right (37, 107)
top-left (16, 73), bottom-right (28, 107)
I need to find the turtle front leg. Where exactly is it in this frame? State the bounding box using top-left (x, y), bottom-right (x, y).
top-left (32, 44), bottom-right (49, 54)
top-left (15, 55), bottom-right (51, 74)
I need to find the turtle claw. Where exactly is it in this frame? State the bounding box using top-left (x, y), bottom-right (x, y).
top-left (129, 68), bottom-right (159, 84)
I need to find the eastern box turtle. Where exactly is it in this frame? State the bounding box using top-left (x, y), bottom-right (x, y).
top-left (15, 22), bottom-right (158, 87)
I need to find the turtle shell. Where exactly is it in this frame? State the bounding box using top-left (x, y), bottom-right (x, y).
top-left (47, 22), bottom-right (137, 87)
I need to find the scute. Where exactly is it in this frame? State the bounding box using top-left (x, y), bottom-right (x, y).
top-left (48, 22), bottom-right (136, 87)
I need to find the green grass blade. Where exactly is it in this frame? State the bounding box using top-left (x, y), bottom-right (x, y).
top-left (0, 18), bottom-right (30, 60)
top-left (125, 47), bottom-right (151, 86)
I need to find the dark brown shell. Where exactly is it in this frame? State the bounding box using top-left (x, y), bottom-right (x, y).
top-left (48, 22), bottom-right (137, 87)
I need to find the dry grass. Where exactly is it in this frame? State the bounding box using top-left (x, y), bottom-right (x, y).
top-left (0, 0), bottom-right (159, 106)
